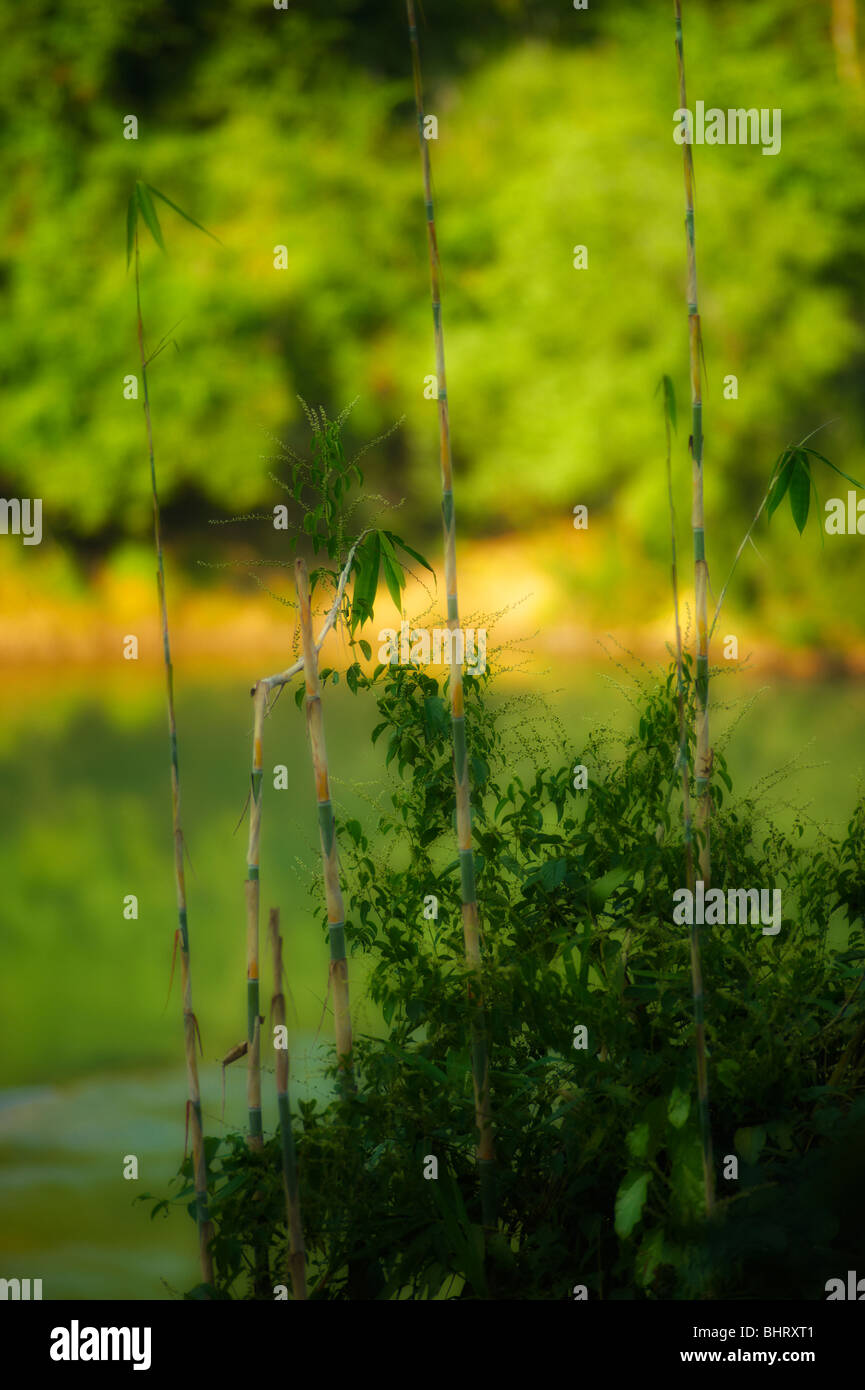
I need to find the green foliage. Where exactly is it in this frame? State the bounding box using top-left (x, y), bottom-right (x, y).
top-left (658, 373), bottom-right (677, 435)
top-left (149, 659), bottom-right (865, 1298)
top-left (5, 0), bottom-right (865, 651)
top-left (201, 399), bottom-right (433, 696)
top-left (127, 180), bottom-right (218, 266)
top-left (766, 444), bottom-right (864, 536)
top-left (266, 400), bottom-right (432, 607)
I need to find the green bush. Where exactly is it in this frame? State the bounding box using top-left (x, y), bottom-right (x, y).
top-left (155, 655), bottom-right (865, 1299)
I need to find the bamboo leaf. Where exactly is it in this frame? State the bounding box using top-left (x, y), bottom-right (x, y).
top-left (766, 450), bottom-right (794, 521)
top-left (147, 184), bottom-right (221, 242)
top-left (385, 530), bottom-right (436, 577)
top-left (126, 192), bottom-right (138, 268)
top-left (789, 451), bottom-right (811, 535)
top-left (379, 531), bottom-right (406, 592)
top-left (350, 531), bottom-right (380, 629)
top-left (661, 373), bottom-right (677, 432)
top-left (381, 552), bottom-right (405, 612)
top-left (135, 181), bottom-right (164, 250)
top-left (803, 449), bottom-right (864, 492)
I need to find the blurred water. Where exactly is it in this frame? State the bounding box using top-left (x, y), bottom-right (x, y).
top-left (0, 1045), bottom-right (331, 1300)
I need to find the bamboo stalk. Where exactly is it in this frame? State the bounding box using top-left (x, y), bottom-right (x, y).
top-left (663, 390), bottom-right (695, 889)
top-left (259, 528), bottom-right (371, 693)
top-left (269, 907), bottom-right (308, 1300)
top-left (674, 0), bottom-right (712, 887)
top-left (406, 0), bottom-right (495, 1229)
top-left (134, 231), bottom-right (213, 1286)
top-left (245, 681), bottom-right (266, 1149)
top-left (663, 387), bottom-right (715, 1220)
top-left (295, 558), bottom-right (353, 1091)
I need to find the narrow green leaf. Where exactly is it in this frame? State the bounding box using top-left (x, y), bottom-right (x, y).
top-left (662, 374), bottom-right (677, 432)
top-left (350, 532), bottom-right (380, 629)
top-left (147, 184), bottom-right (220, 243)
top-left (804, 449), bottom-right (864, 492)
top-left (135, 182), bottom-right (164, 250)
top-left (385, 531), bottom-right (436, 577)
top-left (378, 531), bottom-right (406, 589)
top-left (766, 450), bottom-right (794, 521)
top-left (381, 553), bottom-right (405, 612)
top-left (789, 452), bottom-right (811, 535)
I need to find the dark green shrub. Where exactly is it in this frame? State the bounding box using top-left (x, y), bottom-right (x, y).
top-left (158, 657), bottom-right (865, 1299)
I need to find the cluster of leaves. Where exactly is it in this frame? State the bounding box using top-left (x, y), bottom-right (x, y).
top-left (254, 400), bottom-right (435, 662)
top-left (269, 398), bottom-right (374, 578)
top-left (766, 443), bottom-right (862, 537)
top-left (260, 401), bottom-right (438, 706)
top-left (151, 657), bottom-right (865, 1299)
top-left (198, 398), bottom-right (435, 681)
top-left (126, 179), bottom-right (218, 268)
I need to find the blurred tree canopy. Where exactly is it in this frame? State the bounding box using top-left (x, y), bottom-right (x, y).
top-left (1, 0), bottom-right (864, 631)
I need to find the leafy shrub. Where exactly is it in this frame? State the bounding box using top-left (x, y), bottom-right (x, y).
top-left (155, 655), bottom-right (865, 1299)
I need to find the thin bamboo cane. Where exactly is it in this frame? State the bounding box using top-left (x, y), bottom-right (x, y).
top-left (295, 558), bottom-right (353, 1091)
top-left (259, 528), bottom-right (371, 693)
top-left (245, 681), bottom-right (266, 1150)
top-left (134, 232), bottom-right (213, 1285)
top-left (406, 0), bottom-right (495, 1228)
top-left (674, 0), bottom-right (712, 888)
top-left (663, 391), bottom-right (715, 1219)
top-left (269, 907), bottom-right (308, 1300)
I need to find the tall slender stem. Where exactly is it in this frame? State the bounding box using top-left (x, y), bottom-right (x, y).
top-left (295, 558), bottom-right (353, 1092)
top-left (406, 0), bottom-right (495, 1230)
top-left (134, 232), bottom-right (213, 1286)
top-left (269, 907), bottom-right (308, 1300)
top-left (245, 681), bottom-right (266, 1149)
top-left (674, 0), bottom-right (712, 887)
top-left (664, 394), bottom-right (715, 1220)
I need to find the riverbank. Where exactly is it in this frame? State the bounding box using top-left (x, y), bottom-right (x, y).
top-left (3, 524), bottom-right (865, 678)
